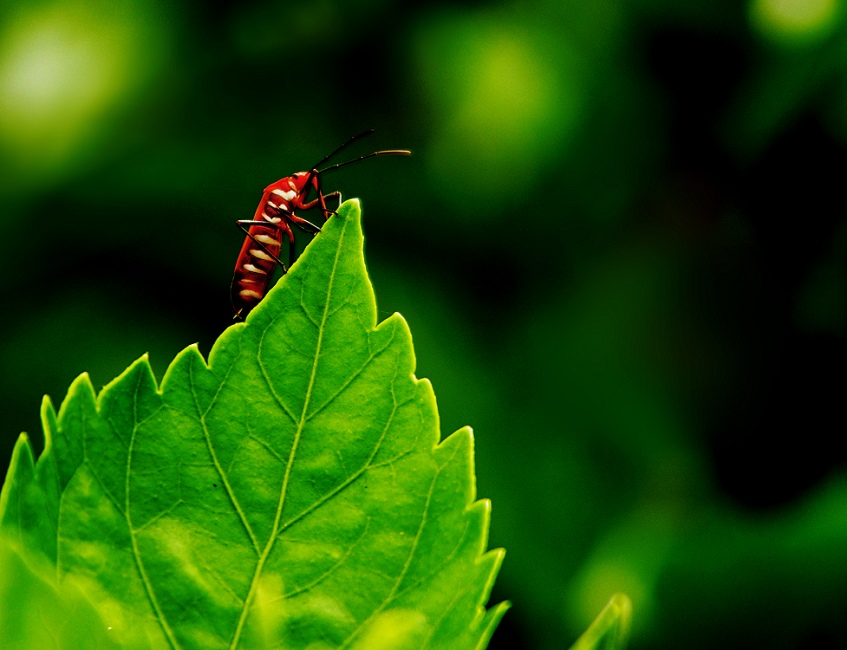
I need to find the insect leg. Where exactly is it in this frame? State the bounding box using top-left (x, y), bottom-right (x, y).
top-left (324, 191), bottom-right (343, 213)
top-left (298, 191), bottom-right (341, 219)
top-left (287, 213), bottom-right (322, 234)
top-left (272, 211), bottom-right (299, 267)
top-left (236, 220), bottom-right (289, 273)
top-left (300, 169), bottom-right (336, 221)
top-left (315, 173), bottom-right (337, 221)
top-left (284, 220), bottom-right (296, 268)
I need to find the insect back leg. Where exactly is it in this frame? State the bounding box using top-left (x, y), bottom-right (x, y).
top-left (236, 220), bottom-right (289, 272)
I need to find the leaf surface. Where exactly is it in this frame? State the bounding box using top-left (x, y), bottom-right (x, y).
top-left (1, 199), bottom-right (507, 649)
top-left (0, 536), bottom-right (122, 650)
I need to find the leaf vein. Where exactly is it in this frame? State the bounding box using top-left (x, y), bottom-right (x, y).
top-left (299, 295), bottom-right (320, 328)
top-left (125, 368), bottom-right (180, 650)
top-left (190, 355), bottom-right (262, 556)
top-left (199, 350), bottom-right (239, 419)
top-left (247, 429), bottom-right (286, 464)
top-left (257, 350), bottom-right (299, 425)
top-left (229, 215), bottom-right (351, 649)
top-left (282, 518), bottom-right (371, 599)
top-left (132, 498), bottom-right (186, 534)
top-left (278, 371), bottom-right (402, 535)
top-left (339, 437), bottom-right (463, 649)
top-left (304, 326), bottom-right (397, 423)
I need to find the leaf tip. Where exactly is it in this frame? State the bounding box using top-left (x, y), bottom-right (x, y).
top-left (10, 432), bottom-right (34, 462)
top-left (0, 433), bottom-right (36, 519)
top-left (607, 593), bottom-right (632, 633)
top-left (39, 394), bottom-right (55, 416)
top-left (477, 544), bottom-right (506, 594)
top-left (161, 342), bottom-right (209, 391)
top-left (56, 372), bottom-right (97, 422)
top-left (474, 598), bottom-right (511, 650)
top-left (39, 395), bottom-right (58, 454)
top-left (99, 353), bottom-right (157, 397)
top-left (67, 371), bottom-right (94, 394)
top-left (338, 197), bottom-right (362, 217)
top-left (569, 593), bottom-right (633, 650)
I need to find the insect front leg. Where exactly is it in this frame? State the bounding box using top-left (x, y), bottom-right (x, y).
top-left (306, 169), bottom-right (341, 220)
top-left (299, 191), bottom-right (342, 220)
top-left (321, 191), bottom-right (342, 219)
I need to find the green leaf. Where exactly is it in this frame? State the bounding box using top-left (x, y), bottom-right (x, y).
top-left (0, 199), bottom-right (507, 649)
top-left (0, 535), bottom-right (121, 649)
top-left (569, 593), bottom-right (632, 650)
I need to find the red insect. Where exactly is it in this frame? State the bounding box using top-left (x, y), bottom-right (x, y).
top-left (230, 130), bottom-right (410, 319)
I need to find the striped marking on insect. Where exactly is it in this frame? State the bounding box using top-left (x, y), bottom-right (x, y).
top-left (230, 130), bottom-right (410, 320)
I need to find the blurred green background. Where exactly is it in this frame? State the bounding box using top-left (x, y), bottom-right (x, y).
top-left (2, 0), bottom-right (847, 647)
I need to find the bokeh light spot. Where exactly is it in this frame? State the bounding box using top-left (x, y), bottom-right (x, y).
top-left (415, 10), bottom-right (585, 217)
top-left (0, 2), bottom-right (171, 190)
top-left (1, 25), bottom-right (104, 121)
top-left (750, 0), bottom-right (841, 45)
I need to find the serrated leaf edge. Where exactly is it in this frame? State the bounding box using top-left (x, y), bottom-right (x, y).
top-left (4, 199), bottom-right (508, 649)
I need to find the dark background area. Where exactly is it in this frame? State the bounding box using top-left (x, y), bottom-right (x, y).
top-left (2, 0), bottom-right (847, 647)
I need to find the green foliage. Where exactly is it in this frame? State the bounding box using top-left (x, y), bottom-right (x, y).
top-left (0, 536), bottom-right (122, 649)
top-left (4, 1), bottom-right (847, 648)
top-left (0, 200), bottom-right (507, 649)
top-left (569, 594), bottom-right (631, 650)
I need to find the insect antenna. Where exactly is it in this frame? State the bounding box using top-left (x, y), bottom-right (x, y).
top-left (299, 130), bottom-right (409, 202)
top-left (311, 129), bottom-right (376, 170)
top-left (317, 149), bottom-right (411, 175)
top-left (297, 129), bottom-right (375, 202)
top-left (300, 147), bottom-right (410, 207)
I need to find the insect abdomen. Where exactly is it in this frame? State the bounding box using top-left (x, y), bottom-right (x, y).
top-left (231, 218), bottom-right (282, 315)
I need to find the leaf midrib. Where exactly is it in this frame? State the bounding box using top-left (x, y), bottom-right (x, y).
top-left (229, 219), bottom-right (349, 649)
